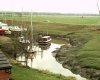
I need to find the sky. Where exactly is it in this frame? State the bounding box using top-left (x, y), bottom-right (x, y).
top-left (0, 0), bottom-right (100, 14)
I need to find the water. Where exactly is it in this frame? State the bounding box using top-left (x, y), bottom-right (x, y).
top-left (16, 43), bottom-right (86, 80)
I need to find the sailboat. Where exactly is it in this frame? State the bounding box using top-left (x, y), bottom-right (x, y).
top-left (97, 0), bottom-right (100, 14)
top-left (18, 11), bottom-right (30, 44)
top-left (26, 11), bottom-right (36, 53)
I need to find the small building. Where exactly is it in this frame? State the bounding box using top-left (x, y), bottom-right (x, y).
top-left (0, 51), bottom-right (12, 80)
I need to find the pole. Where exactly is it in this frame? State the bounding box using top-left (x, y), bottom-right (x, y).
top-left (21, 9), bottom-right (23, 36)
top-left (30, 10), bottom-right (33, 49)
top-left (12, 11), bottom-right (14, 26)
top-left (96, 0), bottom-right (100, 14)
top-left (4, 11), bottom-right (6, 23)
top-left (28, 10), bottom-right (34, 52)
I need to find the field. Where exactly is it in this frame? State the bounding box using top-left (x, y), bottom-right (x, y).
top-left (1, 14), bottom-right (100, 25)
top-left (0, 14), bottom-right (100, 70)
top-left (0, 14), bottom-right (100, 35)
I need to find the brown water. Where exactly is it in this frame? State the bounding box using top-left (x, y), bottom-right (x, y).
top-left (16, 43), bottom-right (86, 80)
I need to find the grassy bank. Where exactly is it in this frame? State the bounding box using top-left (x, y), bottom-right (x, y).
top-left (11, 64), bottom-right (75, 80)
top-left (63, 31), bottom-right (100, 70)
top-left (76, 31), bottom-right (100, 69)
top-left (54, 31), bottom-right (100, 80)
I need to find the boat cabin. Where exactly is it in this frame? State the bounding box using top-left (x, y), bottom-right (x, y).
top-left (38, 36), bottom-right (51, 45)
top-left (18, 36), bottom-right (30, 44)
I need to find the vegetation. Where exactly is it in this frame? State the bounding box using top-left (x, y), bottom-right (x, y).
top-left (1, 14), bottom-right (100, 25)
top-left (11, 64), bottom-right (75, 80)
top-left (76, 32), bottom-right (100, 69)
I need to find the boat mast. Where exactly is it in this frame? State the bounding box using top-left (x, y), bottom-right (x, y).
top-left (30, 11), bottom-right (33, 49)
top-left (28, 11), bottom-right (34, 52)
top-left (96, 0), bottom-right (100, 14)
top-left (21, 9), bottom-right (23, 36)
top-left (1, 11), bottom-right (3, 21)
top-left (4, 11), bottom-right (6, 23)
top-left (12, 11), bottom-right (14, 26)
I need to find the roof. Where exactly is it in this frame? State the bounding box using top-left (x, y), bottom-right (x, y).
top-left (42, 36), bottom-right (51, 38)
top-left (0, 51), bottom-right (12, 70)
top-left (0, 22), bottom-right (8, 27)
top-left (10, 26), bottom-right (22, 31)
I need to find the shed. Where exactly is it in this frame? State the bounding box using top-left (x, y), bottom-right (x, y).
top-left (0, 51), bottom-right (12, 80)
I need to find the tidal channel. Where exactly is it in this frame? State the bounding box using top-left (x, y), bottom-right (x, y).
top-left (16, 42), bottom-right (86, 80)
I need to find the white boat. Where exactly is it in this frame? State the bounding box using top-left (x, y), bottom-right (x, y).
top-left (18, 36), bottom-right (30, 44)
top-left (39, 43), bottom-right (51, 50)
top-left (9, 26), bottom-right (22, 32)
top-left (38, 36), bottom-right (51, 45)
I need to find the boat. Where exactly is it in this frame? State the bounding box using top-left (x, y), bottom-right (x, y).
top-left (38, 35), bottom-right (51, 45)
top-left (0, 22), bottom-right (11, 35)
top-left (18, 36), bottom-right (30, 44)
top-left (9, 26), bottom-right (22, 32)
top-left (0, 29), bottom-right (5, 35)
top-left (27, 11), bottom-right (35, 53)
top-left (39, 43), bottom-right (51, 50)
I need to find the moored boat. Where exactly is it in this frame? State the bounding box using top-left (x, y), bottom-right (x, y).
top-left (38, 36), bottom-right (51, 45)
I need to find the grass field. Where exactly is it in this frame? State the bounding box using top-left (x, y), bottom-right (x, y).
top-left (1, 14), bottom-right (100, 25)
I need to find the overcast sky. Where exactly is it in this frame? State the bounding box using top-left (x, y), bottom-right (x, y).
top-left (0, 0), bottom-right (100, 14)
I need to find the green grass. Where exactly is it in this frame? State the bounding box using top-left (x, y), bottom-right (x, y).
top-left (52, 38), bottom-right (67, 44)
top-left (12, 64), bottom-right (75, 80)
top-left (76, 32), bottom-right (100, 69)
top-left (1, 14), bottom-right (100, 25)
top-left (1, 14), bottom-right (100, 35)
top-left (79, 57), bottom-right (100, 69)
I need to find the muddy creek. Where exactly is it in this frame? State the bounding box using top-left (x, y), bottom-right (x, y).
top-left (16, 43), bottom-right (86, 80)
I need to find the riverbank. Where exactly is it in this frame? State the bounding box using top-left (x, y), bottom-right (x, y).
top-left (11, 63), bottom-right (75, 80)
top-left (53, 32), bottom-right (100, 80)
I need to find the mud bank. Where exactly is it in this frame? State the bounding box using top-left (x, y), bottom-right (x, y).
top-left (53, 38), bottom-right (100, 80)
